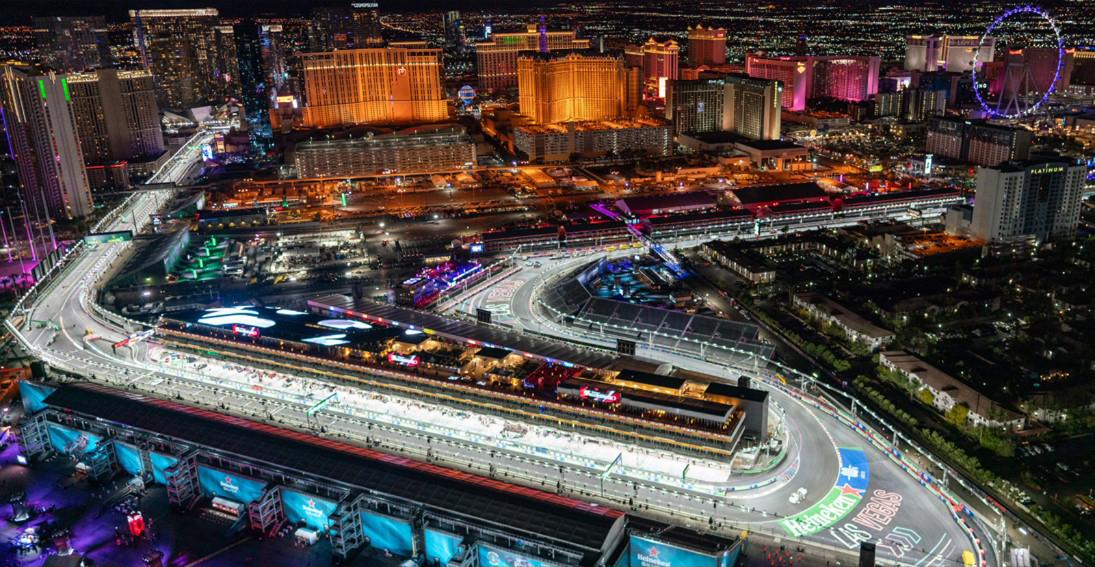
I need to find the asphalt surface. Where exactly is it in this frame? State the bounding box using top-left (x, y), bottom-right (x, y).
top-left (454, 243), bottom-right (995, 567)
top-left (8, 164), bottom-right (999, 567)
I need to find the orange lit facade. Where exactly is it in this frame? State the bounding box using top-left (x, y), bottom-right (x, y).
top-left (276, 45), bottom-right (447, 130)
top-left (688, 25), bottom-right (726, 67)
top-left (625, 38), bottom-right (680, 82)
top-left (475, 25), bottom-right (591, 91)
top-left (517, 52), bottom-right (641, 124)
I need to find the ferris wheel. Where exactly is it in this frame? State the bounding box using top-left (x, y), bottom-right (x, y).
top-left (971, 5), bottom-right (1064, 119)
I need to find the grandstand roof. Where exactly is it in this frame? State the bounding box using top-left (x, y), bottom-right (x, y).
top-left (614, 369), bottom-right (686, 391)
top-left (42, 382), bottom-right (624, 553)
top-left (704, 381), bottom-right (769, 403)
top-left (309, 295), bottom-right (618, 369)
top-left (730, 183), bottom-right (829, 206)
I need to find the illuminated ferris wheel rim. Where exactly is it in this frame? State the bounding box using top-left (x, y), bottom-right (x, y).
top-left (971, 4), bottom-right (1064, 119)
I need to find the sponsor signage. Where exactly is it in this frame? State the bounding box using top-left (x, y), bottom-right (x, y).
top-left (196, 465), bottom-right (267, 504)
top-left (780, 448), bottom-right (869, 537)
top-left (47, 424), bottom-right (101, 456)
top-left (424, 528), bottom-right (463, 565)
top-left (580, 386), bottom-right (621, 404)
top-left (627, 536), bottom-right (720, 567)
top-left (114, 442), bottom-right (143, 476)
top-left (149, 452), bottom-right (178, 485)
top-left (388, 352), bottom-right (420, 367)
top-left (478, 543), bottom-right (553, 567)
top-left (281, 489), bottom-right (338, 531)
top-left (83, 230), bottom-right (133, 244)
top-left (232, 324), bottom-right (260, 337)
top-left (18, 381), bottom-right (56, 414)
top-left (360, 512), bottom-right (414, 557)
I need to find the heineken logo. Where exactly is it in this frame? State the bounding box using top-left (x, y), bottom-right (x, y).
top-left (781, 448), bottom-right (870, 537)
top-left (781, 488), bottom-right (863, 537)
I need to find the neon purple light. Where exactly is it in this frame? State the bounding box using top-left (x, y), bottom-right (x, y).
top-left (971, 4), bottom-right (1063, 118)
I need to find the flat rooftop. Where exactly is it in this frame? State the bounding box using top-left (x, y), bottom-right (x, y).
top-left (41, 382), bottom-right (624, 553)
top-left (309, 296), bottom-right (619, 369)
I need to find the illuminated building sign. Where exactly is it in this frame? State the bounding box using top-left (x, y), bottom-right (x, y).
top-left (780, 448), bottom-right (869, 536)
top-left (233, 325), bottom-right (260, 337)
top-left (580, 386), bottom-right (621, 404)
top-left (470, 243), bottom-right (484, 253)
top-left (388, 352), bottom-right (420, 367)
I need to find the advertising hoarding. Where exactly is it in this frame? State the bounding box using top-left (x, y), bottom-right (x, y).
top-left (478, 543), bottom-right (554, 567)
top-left (150, 452), bottom-right (178, 485)
top-left (47, 424), bottom-right (101, 456)
top-left (281, 489), bottom-right (338, 531)
top-left (114, 442), bottom-right (143, 476)
top-left (424, 528), bottom-right (463, 565)
top-left (196, 465), bottom-right (267, 504)
top-left (18, 381), bottom-right (56, 414)
top-left (627, 536), bottom-right (719, 567)
top-left (360, 511), bottom-right (414, 557)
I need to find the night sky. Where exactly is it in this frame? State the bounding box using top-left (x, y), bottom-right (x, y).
top-left (0, 0), bottom-right (555, 23)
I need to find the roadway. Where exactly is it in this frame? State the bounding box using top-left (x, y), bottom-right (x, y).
top-left (454, 237), bottom-right (997, 567)
top-left (6, 168), bottom-right (996, 567)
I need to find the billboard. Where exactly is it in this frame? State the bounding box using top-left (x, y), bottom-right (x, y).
top-left (150, 452), bottom-right (178, 485)
top-left (47, 424), bottom-right (101, 456)
top-left (281, 489), bottom-right (338, 531)
top-left (18, 381), bottom-right (56, 414)
top-left (360, 511), bottom-right (414, 557)
top-left (424, 528), bottom-right (463, 565)
top-left (114, 442), bottom-right (143, 476)
top-left (196, 465), bottom-right (267, 504)
top-left (627, 536), bottom-right (720, 567)
top-left (478, 543), bottom-right (554, 567)
top-left (83, 230), bottom-right (133, 244)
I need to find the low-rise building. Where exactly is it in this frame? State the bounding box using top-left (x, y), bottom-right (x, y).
top-left (701, 240), bottom-right (776, 284)
top-left (293, 124), bottom-right (476, 178)
top-left (792, 292), bottom-right (894, 351)
top-left (514, 119), bottom-right (670, 163)
top-left (880, 350), bottom-right (1025, 429)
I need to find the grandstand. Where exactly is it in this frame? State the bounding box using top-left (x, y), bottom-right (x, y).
top-left (540, 260), bottom-right (774, 364)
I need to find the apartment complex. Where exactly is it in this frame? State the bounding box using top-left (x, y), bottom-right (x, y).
top-left (475, 25), bottom-right (590, 91)
top-left (514, 119), bottom-right (671, 163)
top-left (904, 35), bottom-right (996, 73)
top-left (665, 74), bottom-right (781, 140)
top-left (926, 117), bottom-right (1032, 166)
top-left (67, 69), bottom-right (165, 189)
top-left (32, 16), bottom-right (110, 72)
top-left (130, 8), bottom-right (225, 110)
top-left (971, 158), bottom-right (1085, 244)
top-left (293, 124), bottom-right (475, 178)
top-left (517, 52), bottom-right (641, 124)
top-left (625, 38), bottom-right (680, 91)
top-left (0, 65), bottom-right (93, 220)
top-left (276, 45), bottom-right (447, 130)
top-left (745, 54), bottom-right (879, 110)
top-left (687, 25), bottom-right (726, 68)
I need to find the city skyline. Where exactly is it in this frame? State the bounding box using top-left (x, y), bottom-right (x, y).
top-left (0, 1), bottom-right (1090, 567)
